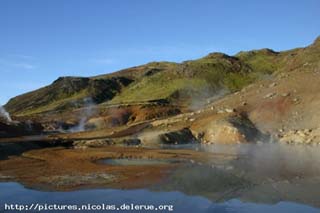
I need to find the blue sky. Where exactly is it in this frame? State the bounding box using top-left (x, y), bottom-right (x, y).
top-left (0, 0), bottom-right (319, 105)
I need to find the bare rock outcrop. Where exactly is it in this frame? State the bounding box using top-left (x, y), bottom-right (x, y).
top-left (191, 113), bottom-right (268, 144)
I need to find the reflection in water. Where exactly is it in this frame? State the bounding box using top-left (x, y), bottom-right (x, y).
top-left (157, 143), bottom-right (320, 207)
top-left (1, 143), bottom-right (320, 212)
top-left (163, 143), bottom-right (320, 179)
top-left (0, 182), bottom-right (318, 213)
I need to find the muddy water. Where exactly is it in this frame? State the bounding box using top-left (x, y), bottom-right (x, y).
top-left (1, 143), bottom-right (320, 212)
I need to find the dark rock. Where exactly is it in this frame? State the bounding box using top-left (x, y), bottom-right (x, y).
top-left (0, 121), bottom-right (43, 138)
top-left (144, 68), bottom-right (162, 76)
top-left (159, 128), bottom-right (199, 144)
top-left (122, 138), bottom-right (141, 146)
top-left (228, 113), bottom-right (269, 142)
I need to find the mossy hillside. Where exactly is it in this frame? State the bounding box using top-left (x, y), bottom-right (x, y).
top-left (5, 36), bottom-right (320, 116)
top-left (111, 53), bottom-right (261, 104)
top-left (110, 73), bottom-right (208, 103)
top-left (236, 49), bottom-right (279, 75)
top-left (276, 38), bottom-right (320, 73)
top-left (95, 61), bottom-right (179, 80)
top-left (6, 76), bottom-right (132, 115)
top-left (14, 90), bottom-right (89, 116)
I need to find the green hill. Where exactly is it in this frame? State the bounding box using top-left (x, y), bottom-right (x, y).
top-left (5, 36), bottom-right (320, 116)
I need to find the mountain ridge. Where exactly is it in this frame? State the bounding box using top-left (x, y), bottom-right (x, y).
top-left (5, 36), bottom-right (320, 117)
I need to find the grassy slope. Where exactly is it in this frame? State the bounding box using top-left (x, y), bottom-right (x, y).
top-left (6, 77), bottom-right (132, 116)
top-left (5, 36), bottom-right (320, 116)
top-left (110, 52), bottom-right (277, 103)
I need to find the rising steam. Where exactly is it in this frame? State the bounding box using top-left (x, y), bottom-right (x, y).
top-left (188, 87), bottom-right (229, 111)
top-left (201, 143), bottom-right (320, 179)
top-left (69, 97), bottom-right (96, 132)
top-left (0, 106), bottom-right (12, 123)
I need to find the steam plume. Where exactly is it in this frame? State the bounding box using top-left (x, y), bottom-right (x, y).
top-left (0, 105), bottom-right (12, 123)
top-left (69, 97), bottom-right (96, 132)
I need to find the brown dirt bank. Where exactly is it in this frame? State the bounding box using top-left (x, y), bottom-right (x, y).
top-left (0, 146), bottom-right (235, 191)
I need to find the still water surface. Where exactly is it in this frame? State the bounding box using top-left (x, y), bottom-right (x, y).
top-left (0, 182), bottom-right (319, 213)
top-left (1, 143), bottom-right (320, 212)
